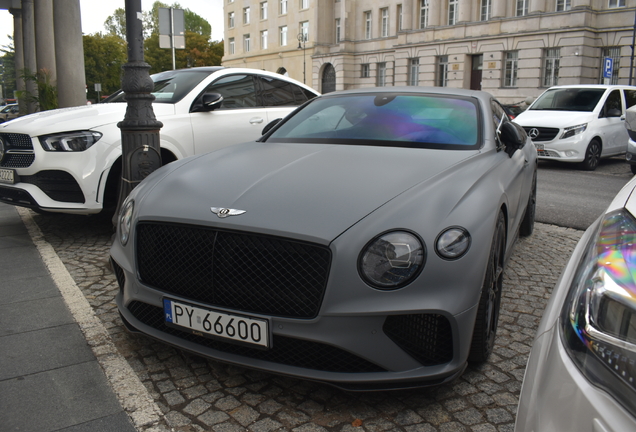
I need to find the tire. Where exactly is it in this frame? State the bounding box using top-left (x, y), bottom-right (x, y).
top-left (469, 211), bottom-right (506, 363)
top-left (631, 164), bottom-right (636, 175)
top-left (581, 139), bottom-right (601, 171)
top-left (519, 172), bottom-right (536, 237)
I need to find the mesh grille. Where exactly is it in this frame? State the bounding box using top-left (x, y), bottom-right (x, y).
top-left (1, 153), bottom-right (35, 168)
top-left (136, 223), bottom-right (331, 318)
top-left (383, 314), bottom-right (454, 366)
top-left (0, 133), bottom-right (34, 168)
top-left (0, 133), bottom-right (33, 149)
top-left (21, 170), bottom-right (84, 203)
top-left (111, 259), bottom-right (126, 292)
top-left (522, 127), bottom-right (559, 142)
top-left (537, 149), bottom-right (560, 158)
top-left (127, 301), bottom-right (385, 373)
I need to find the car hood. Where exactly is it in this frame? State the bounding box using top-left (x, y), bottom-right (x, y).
top-left (513, 110), bottom-right (595, 128)
top-left (0, 103), bottom-right (175, 135)
top-left (136, 142), bottom-right (482, 244)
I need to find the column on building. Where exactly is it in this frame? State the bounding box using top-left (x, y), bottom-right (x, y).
top-left (53, 0), bottom-right (87, 107)
top-left (492, 0), bottom-right (507, 18)
top-left (529, 0), bottom-right (546, 14)
top-left (9, 8), bottom-right (25, 106)
top-left (401, 0), bottom-right (413, 31)
top-left (22, 0), bottom-right (38, 113)
top-left (428, 0), bottom-right (441, 26)
top-left (34, 0), bottom-right (56, 85)
top-left (571, 0), bottom-right (592, 9)
top-left (458, 0), bottom-right (472, 23)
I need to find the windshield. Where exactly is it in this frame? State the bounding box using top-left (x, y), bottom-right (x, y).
top-left (530, 88), bottom-right (605, 112)
top-left (102, 70), bottom-right (212, 104)
top-left (267, 93), bottom-right (481, 150)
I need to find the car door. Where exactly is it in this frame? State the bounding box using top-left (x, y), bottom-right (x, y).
top-left (596, 89), bottom-right (627, 156)
top-left (256, 75), bottom-right (317, 122)
top-left (190, 74), bottom-right (269, 155)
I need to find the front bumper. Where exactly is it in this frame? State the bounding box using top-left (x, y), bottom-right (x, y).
top-left (531, 134), bottom-right (588, 162)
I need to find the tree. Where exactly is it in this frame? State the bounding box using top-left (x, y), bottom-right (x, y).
top-left (83, 33), bottom-right (127, 101)
top-left (0, 37), bottom-right (16, 102)
top-left (104, 8), bottom-right (127, 40)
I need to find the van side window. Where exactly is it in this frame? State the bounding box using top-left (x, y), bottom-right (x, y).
top-left (602, 90), bottom-right (622, 117)
top-left (625, 89), bottom-right (636, 109)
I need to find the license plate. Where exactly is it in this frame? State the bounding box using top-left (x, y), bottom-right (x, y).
top-left (163, 298), bottom-right (269, 348)
top-left (534, 143), bottom-right (544, 151)
top-left (0, 168), bottom-right (15, 184)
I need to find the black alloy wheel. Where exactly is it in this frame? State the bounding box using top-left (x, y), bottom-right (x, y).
top-left (581, 139), bottom-right (601, 171)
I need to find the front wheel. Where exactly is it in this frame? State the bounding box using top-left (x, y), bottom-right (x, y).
top-left (468, 211), bottom-right (506, 363)
top-left (581, 139), bottom-right (601, 171)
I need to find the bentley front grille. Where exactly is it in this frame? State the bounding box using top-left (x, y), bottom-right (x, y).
top-left (127, 301), bottom-right (385, 373)
top-left (383, 314), bottom-right (454, 366)
top-left (136, 222), bottom-right (331, 319)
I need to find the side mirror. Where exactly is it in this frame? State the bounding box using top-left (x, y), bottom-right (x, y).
top-left (499, 121), bottom-right (527, 156)
top-left (606, 108), bottom-right (622, 118)
top-left (201, 93), bottom-right (224, 111)
top-left (262, 118), bottom-right (282, 135)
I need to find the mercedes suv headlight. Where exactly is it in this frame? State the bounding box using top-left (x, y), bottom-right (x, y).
top-left (359, 231), bottom-right (425, 290)
top-left (39, 131), bottom-right (103, 151)
top-left (560, 123), bottom-right (587, 139)
top-left (561, 209), bottom-right (636, 418)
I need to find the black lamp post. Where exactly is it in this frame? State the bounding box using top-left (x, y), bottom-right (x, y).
top-left (297, 33), bottom-right (306, 84)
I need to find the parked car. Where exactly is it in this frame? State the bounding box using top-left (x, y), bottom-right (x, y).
top-left (514, 85), bottom-right (636, 170)
top-left (110, 87), bottom-right (537, 390)
top-left (625, 104), bottom-right (636, 174)
top-left (0, 103), bottom-right (19, 123)
top-left (515, 175), bottom-right (636, 431)
top-left (0, 67), bottom-right (319, 214)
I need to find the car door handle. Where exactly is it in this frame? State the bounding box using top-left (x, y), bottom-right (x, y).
top-left (250, 117), bottom-right (264, 124)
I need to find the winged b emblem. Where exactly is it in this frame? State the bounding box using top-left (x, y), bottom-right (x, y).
top-left (211, 207), bottom-right (247, 218)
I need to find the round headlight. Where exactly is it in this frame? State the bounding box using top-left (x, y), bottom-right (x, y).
top-left (119, 199), bottom-right (134, 246)
top-left (435, 227), bottom-right (471, 260)
top-left (359, 231), bottom-right (425, 290)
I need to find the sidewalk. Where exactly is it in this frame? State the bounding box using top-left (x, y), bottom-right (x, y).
top-left (0, 203), bottom-right (136, 432)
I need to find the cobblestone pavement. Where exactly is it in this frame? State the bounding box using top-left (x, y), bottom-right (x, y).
top-left (30, 206), bottom-right (585, 432)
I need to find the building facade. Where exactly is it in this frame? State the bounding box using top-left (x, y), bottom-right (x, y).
top-left (223, 0), bottom-right (636, 104)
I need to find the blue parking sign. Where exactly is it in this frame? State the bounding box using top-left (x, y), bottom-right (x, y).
top-left (603, 57), bottom-right (613, 79)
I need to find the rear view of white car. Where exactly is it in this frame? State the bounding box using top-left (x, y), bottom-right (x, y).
top-left (515, 176), bottom-right (636, 431)
top-left (0, 67), bottom-right (318, 214)
top-left (514, 85), bottom-right (636, 170)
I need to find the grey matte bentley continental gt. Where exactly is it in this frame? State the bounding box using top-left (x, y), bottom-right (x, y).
top-left (110, 87), bottom-right (537, 390)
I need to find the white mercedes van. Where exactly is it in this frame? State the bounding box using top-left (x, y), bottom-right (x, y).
top-left (514, 85), bottom-right (636, 170)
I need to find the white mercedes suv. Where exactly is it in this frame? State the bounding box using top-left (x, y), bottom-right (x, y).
top-left (0, 67), bottom-right (318, 214)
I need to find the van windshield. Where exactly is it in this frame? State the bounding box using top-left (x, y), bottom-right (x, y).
top-left (530, 88), bottom-right (605, 112)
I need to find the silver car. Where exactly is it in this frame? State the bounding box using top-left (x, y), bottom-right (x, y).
top-left (110, 87), bottom-right (537, 390)
top-left (515, 175), bottom-right (636, 431)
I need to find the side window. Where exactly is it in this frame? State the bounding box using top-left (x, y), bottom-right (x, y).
top-left (491, 100), bottom-right (508, 129)
top-left (204, 75), bottom-right (258, 109)
top-left (257, 76), bottom-right (315, 106)
top-left (602, 90), bottom-right (622, 116)
top-left (624, 89), bottom-right (636, 109)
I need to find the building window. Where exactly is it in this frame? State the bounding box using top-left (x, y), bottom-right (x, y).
top-left (376, 62), bottom-right (387, 86)
top-left (365, 11), bottom-right (372, 39)
top-left (261, 30), bottom-right (268, 49)
top-left (244, 34), bottom-right (251, 52)
top-left (243, 7), bottom-right (250, 24)
top-left (408, 58), bottom-right (419, 86)
top-left (397, 4), bottom-right (403, 31)
top-left (361, 63), bottom-right (370, 78)
top-left (449, 0), bottom-right (458, 25)
top-left (600, 47), bottom-right (621, 84)
top-left (437, 55), bottom-right (449, 87)
top-left (516, 0), bottom-right (528, 16)
top-left (543, 48), bottom-right (560, 87)
top-left (556, 0), bottom-right (571, 11)
top-left (280, 0), bottom-right (287, 14)
top-left (228, 37), bottom-right (235, 54)
top-left (503, 51), bottom-right (519, 87)
top-left (260, 1), bottom-right (268, 19)
top-left (420, 0), bottom-right (429, 29)
top-left (300, 21), bottom-right (309, 41)
top-left (381, 8), bottom-right (389, 37)
top-left (335, 18), bottom-right (341, 42)
top-left (608, 0), bottom-right (625, 7)
top-left (300, 0), bottom-right (308, 9)
top-left (480, 0), bottom-right (491, 21)
top-left (228, 12), bottom-right (235, 28)
top-left (280, 25), bottom-right (288, 45)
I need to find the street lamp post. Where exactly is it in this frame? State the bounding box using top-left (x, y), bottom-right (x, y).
top-left (297, 33), bottom-right (306, 84)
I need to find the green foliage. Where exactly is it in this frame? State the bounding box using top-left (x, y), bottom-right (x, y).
top-left (83, 33), bottom-right (128, 101)
top-left (145, 32), bottom-right (223, 73)
top-left (17, 68), bottom-right (58, 111)
top-left (104, 8), bottom-right (127, 40)
top-left (0, 36), bottom-right (16, 101)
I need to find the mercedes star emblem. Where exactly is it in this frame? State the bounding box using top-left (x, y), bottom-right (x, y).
top-left (528, 128), bottom-right (540, 139)
top-left (211, 207), bottom-right (247, 218)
